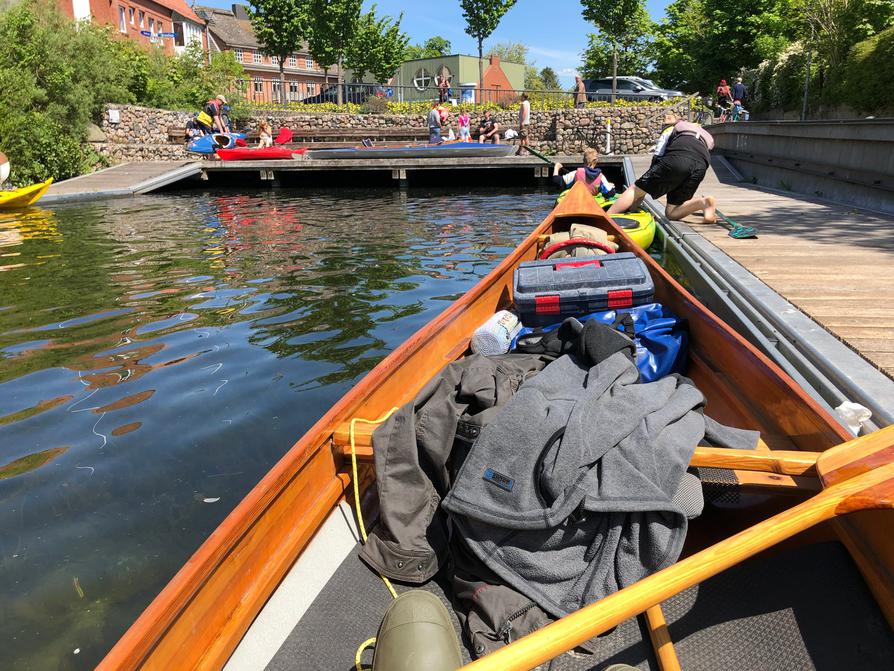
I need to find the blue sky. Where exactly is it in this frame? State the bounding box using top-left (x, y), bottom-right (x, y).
top-left (202, 1), bottom-right (671, 85)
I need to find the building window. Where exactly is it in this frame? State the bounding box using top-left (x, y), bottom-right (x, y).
top-left (157, 20), bottom-right (163, 33)
top-left (413, 67), bottom-right (432, 91)
top-left (118, 6), bottom-right (127, 33)
top-left (289, 81), bottom-right (299, 100)
top-left (174, 22), bottom-right (184, 47)
top-left (129, 7), bottom-right (135, 24)
top-left (235, 48), bottom-right (243, 62)
top-left (139, 10), bottom-right (144, 28)
top-left (288, 55), bottom-right (297, 68)
top-left (148, 17), bottom-right (154, 34)
top-left (305, 56), bottom-right (313, 69)
top-left (306, 82), bottom-right (316, 94)
top-left (253, 77), bottom-right (263, 95)
top-left (253, 51), bottom-right (262, 64)
top-left (271, 55), bottom-right (279, 66)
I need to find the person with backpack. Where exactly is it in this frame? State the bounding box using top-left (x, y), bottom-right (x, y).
top-left (551, 147), bottom-right (616, 198)
top-left (607, 112), bottom-right (717, 223)
top-left (196, 95), bottom-right (229, 134)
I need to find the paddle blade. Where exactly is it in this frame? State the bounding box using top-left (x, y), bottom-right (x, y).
top-left (235, 138), bottom-right (247, 147)
top-left (728, 226), bottom-right (758, 239)
top-left (274, 128), bottom-right (293, 145)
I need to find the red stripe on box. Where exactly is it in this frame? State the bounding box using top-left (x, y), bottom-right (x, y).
top-left (607, 289), bottom-right (633, 308)
top-left (535, 295), bottom-right (561, 314)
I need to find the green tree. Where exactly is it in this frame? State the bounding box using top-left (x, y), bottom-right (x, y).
top-left (345, 6), bottom-right (409, 82)
top-left (652, 0), bottom-right (799, 94)
top-left (540, 66), bottom-right (560, 90)
top-left (307, 0), bottom-right (363, 104)
top-left (406, 36), bottom-right (452, 60)
top-left (248, 0), bottom-right (311, 104)
top-left (0, 0), bottom-right (140, 184)
top-left (797, 0), bottom-right (894, 68)
top-left (460, 0), bottom-right (518, 92)
top-left (580, 0), bottom-right (654, 101)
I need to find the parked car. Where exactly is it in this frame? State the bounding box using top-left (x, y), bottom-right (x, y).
top-left (584, 76), bottom-right (685, 102)
top-left (301, 83), bottom-right (387, 105)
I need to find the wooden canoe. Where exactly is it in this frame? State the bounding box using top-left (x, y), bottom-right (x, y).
top-left (97, 180), bottom-right (894, 670)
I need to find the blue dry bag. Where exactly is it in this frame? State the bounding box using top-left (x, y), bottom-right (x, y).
top-left (513, 303), bottom-right (687, 382)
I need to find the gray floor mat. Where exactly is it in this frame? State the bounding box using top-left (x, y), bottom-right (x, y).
top-left (267, 541), bottom-right (894, 671)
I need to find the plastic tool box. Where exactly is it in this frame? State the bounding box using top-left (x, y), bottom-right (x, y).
top-left (513, 252), bottom-right (654, 326)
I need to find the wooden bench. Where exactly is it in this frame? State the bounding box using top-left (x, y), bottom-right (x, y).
top-left (168, 126), bottom-right (189, 142)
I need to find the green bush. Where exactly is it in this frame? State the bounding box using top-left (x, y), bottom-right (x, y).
top-left (839, 26), bottom-right (894, 114)
top-left (0, 0), bottom-right (247, 185)
top-left (0, 0), bottom-right (140, 184)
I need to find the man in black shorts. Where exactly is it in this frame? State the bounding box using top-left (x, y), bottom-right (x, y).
top-left (607, 112), bottom-right (717, 223)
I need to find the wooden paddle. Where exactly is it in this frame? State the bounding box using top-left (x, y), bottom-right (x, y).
top-left (459, 425), bottom-right (894, 671)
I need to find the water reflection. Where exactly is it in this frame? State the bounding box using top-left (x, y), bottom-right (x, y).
top-left (0, 187), bottom-right (552, 669)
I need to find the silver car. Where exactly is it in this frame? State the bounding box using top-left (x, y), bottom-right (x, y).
top-left (585, 76), bottom-right (685, 102)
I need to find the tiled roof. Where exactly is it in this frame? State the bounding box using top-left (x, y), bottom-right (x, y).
top-left (154, 0), bottom-right (203, 25)
top-left (194, 5), bottom-right (258, 49)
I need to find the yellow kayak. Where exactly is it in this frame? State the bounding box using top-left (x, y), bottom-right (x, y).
top-left (557, 189), bottom-right (657, 249)
top-left (610, 211), bottom-right (657, 249)
top-left (0, 178), bottom-right (53, 210)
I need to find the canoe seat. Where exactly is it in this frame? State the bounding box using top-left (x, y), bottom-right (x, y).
top-left (266, 540), bottom-right (894, 670)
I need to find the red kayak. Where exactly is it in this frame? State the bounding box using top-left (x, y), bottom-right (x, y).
top-left (215, 147), bottom-right (306, 161)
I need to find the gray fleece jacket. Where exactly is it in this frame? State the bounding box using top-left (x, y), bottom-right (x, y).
top-left (441, 351), bottom-right (758, 617)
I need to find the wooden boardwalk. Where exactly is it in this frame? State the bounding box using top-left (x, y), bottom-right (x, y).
top-left (631, 155), bottom-right (894, 377)
top-left (43, 160), bottom-right (201, 204)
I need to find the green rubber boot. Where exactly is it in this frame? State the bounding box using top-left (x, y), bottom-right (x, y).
top-left (372, 590), bottom-right (463, 671)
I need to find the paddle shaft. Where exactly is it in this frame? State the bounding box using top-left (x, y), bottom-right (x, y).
top-left (525, 146), bottom-right (569, 174)
top-left (460, 462), bottom-right (894, 671)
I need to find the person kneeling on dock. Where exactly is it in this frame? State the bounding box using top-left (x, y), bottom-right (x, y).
top-left (552, 147), bottom-right (616, 198)
top-left (608, 112), bottom-right (717, 223)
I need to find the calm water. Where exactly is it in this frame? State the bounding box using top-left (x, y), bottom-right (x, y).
top-left (0, 188), bottom-right (554, 670)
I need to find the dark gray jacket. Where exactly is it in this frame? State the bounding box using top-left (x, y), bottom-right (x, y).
top-left (441, 352), bottom-right (758, 617)
top-left (359, 352), bottom-right (552, 583)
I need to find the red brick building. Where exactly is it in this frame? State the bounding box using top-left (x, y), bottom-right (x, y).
top-left (195, 4), bottom-right (336, 103)
top-left (59, 0), bottom-right (206, 56)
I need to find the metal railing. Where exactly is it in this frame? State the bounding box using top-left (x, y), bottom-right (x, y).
top-left (234, 79), bottom-right (692, 111)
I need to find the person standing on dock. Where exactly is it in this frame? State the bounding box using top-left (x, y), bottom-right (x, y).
top-left (516, 93), bottom-right (531, 155)
top-left (574, 76), bottom-right (587, 108)
top-left (608, 112), bottom-right (717, 223)
top-left (732, 77), bottom-right (747, 106)
top-left (428, 101), bottom-right (443, 144)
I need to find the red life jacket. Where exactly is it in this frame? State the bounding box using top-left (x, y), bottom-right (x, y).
top-left (575, 167), bottom-right (602, 195)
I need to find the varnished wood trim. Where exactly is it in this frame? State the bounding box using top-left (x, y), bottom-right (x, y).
top-left (644, 605), bottom-right (681, 671)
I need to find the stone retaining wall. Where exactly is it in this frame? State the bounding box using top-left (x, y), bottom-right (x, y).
top-left (92, 103), bottom-right (673, 162)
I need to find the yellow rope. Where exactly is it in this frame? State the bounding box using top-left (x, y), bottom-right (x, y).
top-left (354, 637), bottom-right (377, 671)
top-left (350, 407), bottom-right (400, 669)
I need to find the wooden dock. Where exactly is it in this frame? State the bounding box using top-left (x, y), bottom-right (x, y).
top-left (631, 155), bottom-right (894, 378)
top-left (42, 160), bottom-right (202, 204)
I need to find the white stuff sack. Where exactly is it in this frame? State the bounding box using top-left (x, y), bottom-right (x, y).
top-left (470, 310), bottom-right (522, 356)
